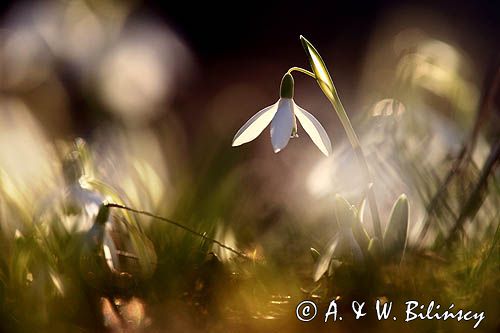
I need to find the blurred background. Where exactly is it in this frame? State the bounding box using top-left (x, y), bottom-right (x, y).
top-left (0, 0), bottom-right (498, 332)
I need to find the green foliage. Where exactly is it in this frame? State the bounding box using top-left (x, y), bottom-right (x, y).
top-left (0, 33), bottom-right (498, 333)
top-left (310, 247), bottom-right (320, 263)
top-left (368, 237), bottom-right (382, 258)
top-left (383, 194), bottom-right (409, 262)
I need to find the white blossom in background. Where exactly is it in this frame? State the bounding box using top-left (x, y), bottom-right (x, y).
top-left (98, 23), bottom-right (192, 123)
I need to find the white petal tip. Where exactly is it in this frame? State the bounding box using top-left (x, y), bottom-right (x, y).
top-left (232, 137), bottom-right (249, 147)
top-left (315, 143), bottom-right (332, 156)
top-left (294, 104), bottom-right (333, 158)
top-left (273, 148), bottom-right (281, 153)
top-left (231, 102), bottom-right (279, 149)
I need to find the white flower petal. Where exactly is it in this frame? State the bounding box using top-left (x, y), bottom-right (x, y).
top-left (270, 98), bottom-right (294, 153)
top-left (294, 104), bottom-right (332, 156)
top-left (232, 102), bottom-right (279, 147)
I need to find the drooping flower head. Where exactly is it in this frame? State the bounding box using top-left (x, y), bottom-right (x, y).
top-left (232, 73), bottom-right (332, 156)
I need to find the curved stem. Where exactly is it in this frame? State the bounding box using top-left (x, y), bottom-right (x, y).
top-left (288, 66), bottom-right (384, 243)
top-left (288, 67), bottom-right (335, 94)
top-left (287, 67), bottom-right (316, 79)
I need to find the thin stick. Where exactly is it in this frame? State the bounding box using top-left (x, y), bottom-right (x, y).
top-left (446, 139), bottom-right (500, 244)
top-left (105, 203), bottom-right (249, 259)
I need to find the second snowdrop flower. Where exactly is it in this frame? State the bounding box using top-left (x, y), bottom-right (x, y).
top-left (232, 73), bottom-right (332, 156)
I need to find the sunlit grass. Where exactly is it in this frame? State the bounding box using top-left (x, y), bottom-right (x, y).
top-left (0, 1), bottom-right (498, 332)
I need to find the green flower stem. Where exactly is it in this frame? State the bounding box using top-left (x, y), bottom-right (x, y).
top-left (289, 66), bottom-right (384, 244)
top-left (329, 95), bottom-right (384, 244)
top-left (287, 67), bottom-right (315, 79)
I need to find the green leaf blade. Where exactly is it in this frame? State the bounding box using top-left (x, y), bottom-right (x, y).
top-left (313, 234), bottom-right (339, 282)
top-left (334, 194), bottom-right (357, 229)
top-left (383, 194), bottom-right (410, 262)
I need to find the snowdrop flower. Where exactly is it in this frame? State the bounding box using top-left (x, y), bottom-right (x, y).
top-left (232, 73), bottom-right (332, 156)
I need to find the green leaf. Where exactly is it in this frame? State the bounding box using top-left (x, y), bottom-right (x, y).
top-left (338, 228), bottom-right (363, 263)
top-left (313, 234), bottom-right (339, 282)
top-left (383, 194), bottom-right (409, 262)
top-left (368, 237), bottom-right (382, 258)
top-left (352, 216), bottom-right (370, 253)
top-left (333, 195), bottom-right (357, 229)
top-left (333, 195), bottom-right (364, 262)
top-left (300, 35), bottom-right (336, 101)
top-left (310, 247), bottom-right (321, 262)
